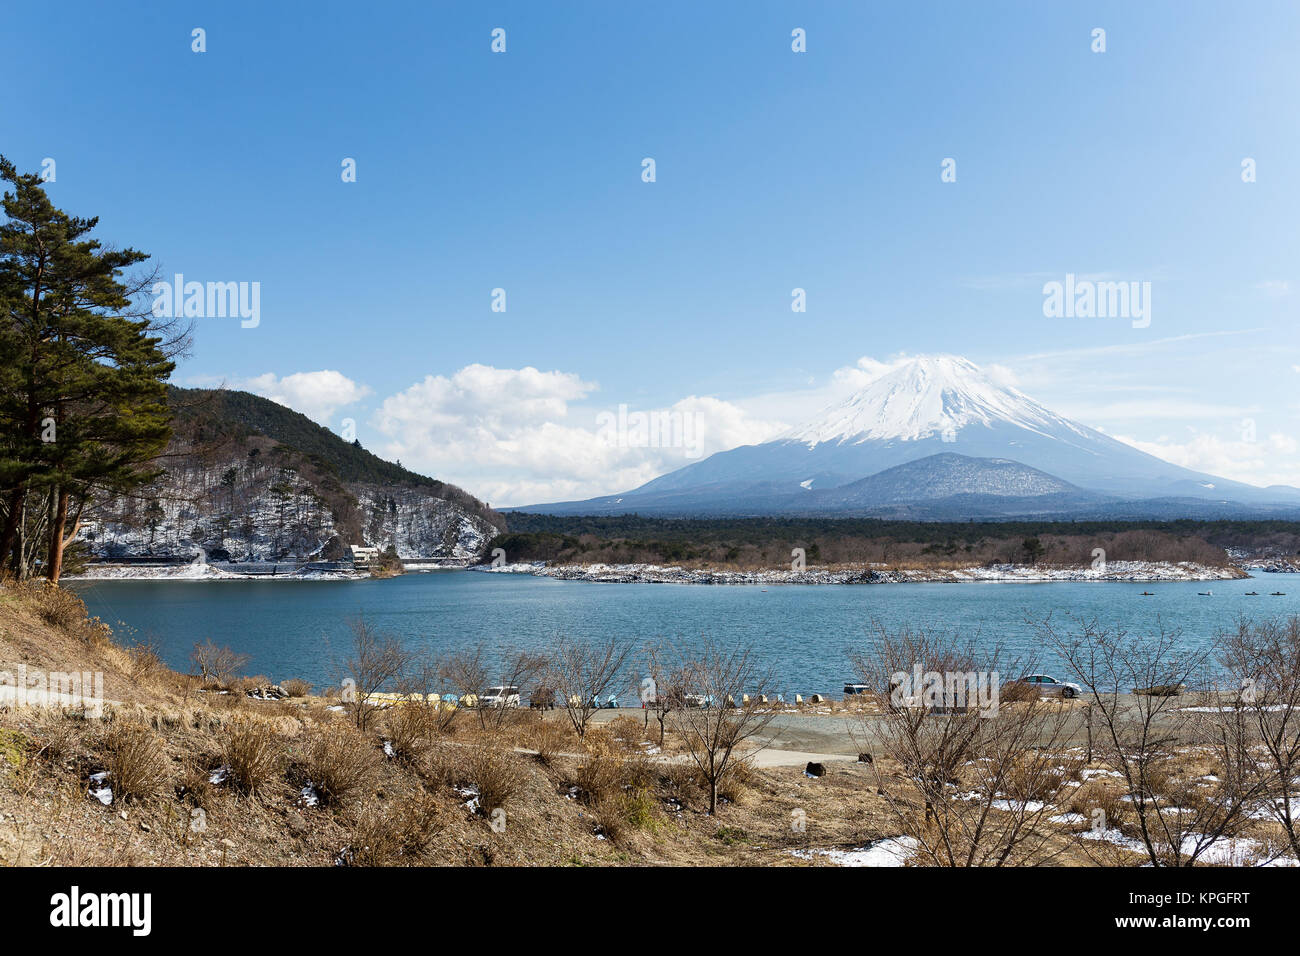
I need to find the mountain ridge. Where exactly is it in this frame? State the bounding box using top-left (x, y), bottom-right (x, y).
top-left (516, 355), bottom-right (1300, 518)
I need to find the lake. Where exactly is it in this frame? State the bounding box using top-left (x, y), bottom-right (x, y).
top-left (69, 572), bottom-right (1298, 696)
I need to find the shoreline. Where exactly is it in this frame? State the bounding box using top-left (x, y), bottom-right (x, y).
top-left (62, 559), bottom-right (1283, 586)
top-left (478, 559), bottom-right (1250, 586)
top-left (64, 560), bottom-right (473, 582)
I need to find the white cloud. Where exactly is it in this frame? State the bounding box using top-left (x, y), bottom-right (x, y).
top-left (369, 365), bottom-right (786, 507)
top-left (237, 370), bottom-right (370, 425)
top-left (208, 351), bottom-right (1300, 507)
top-left (985, 363), bottom-right (1020, 388)
top-left (1114, 431), bottom-right (1300, 489)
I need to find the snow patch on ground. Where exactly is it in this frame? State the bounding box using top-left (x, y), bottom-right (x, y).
top-left (791, 836), bottom-right (918, 867)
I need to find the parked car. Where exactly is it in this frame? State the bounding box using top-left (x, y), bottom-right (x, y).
top-left (1011, 674), bottom-right (1081, 699)
top-left (480, 685), bottom-right (521, 708)
top-left (529, 686), bottom-right (556, 710)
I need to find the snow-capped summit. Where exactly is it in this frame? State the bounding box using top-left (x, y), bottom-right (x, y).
top-left (518, 354), bottom-right (1300, 518)
top-left (785, 355), bottom-right (1088, 447)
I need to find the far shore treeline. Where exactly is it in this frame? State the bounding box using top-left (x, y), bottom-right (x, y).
top-left (490, 514), bottom-right (1300, 569)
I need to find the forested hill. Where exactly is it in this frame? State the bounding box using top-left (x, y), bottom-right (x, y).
top-left (167, 386), bottom-right (489, 510)
top-left (77, 388), bottom-right (504, 564)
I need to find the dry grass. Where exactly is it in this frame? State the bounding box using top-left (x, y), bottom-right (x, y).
top-left (463, 746), bottom-right (523, 813)
top-left (100, 720), bottom-right (170, 802)
top-left (1069, 780), bottom-right (1129, 830)
top-left (716, 757), bottom-right (756, 804)
top-left (346, 790), bottom-right (443, 865)
top-left (300, 721), bottom-right (379, 805)
top-left (282, 678), bottom-right (312, 698)
top-left (222, 719), bottom-right (285, 795)
top-left (529, 718), bottom-right (574, 764)
top-left (383, 704), bottom-right (438, 763)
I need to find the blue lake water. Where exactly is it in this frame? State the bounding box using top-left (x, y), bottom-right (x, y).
top-left (69, 573), bottom-right (1299, 696)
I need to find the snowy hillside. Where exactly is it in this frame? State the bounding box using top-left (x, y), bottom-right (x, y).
top-left (76, 388), bottom-right (501, 564)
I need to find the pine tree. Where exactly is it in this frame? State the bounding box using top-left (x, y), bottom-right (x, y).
top-left (0, 156), bottom-right (178, 580)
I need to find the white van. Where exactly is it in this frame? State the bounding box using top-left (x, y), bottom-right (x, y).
top-left (480, 685), bottom-right (521, 708)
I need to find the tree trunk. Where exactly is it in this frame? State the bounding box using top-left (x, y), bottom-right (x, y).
top-left (46, 486), bottom-right (70, 583)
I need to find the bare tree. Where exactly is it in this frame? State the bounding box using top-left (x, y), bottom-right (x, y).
top-left (640, 640), bottom-right (676, 747)
top-left (190, 640), bottom-right (250, 689)
top-left (440, 642), bottom-right (549, 732)
top-left (1218, 615), bottom-right (1300, 862)
top-left (440, 643), bottom-right (489, 711)
top-left (394, 653), bottom-right (459, 738)
top-left (1041, 616), bottom-right (1268, 866)
top-left (850, 624), bottom-right (1074, 866)
top-left (480, 647), bottom-right (549, 733)
top-left (342, 617), bottom-right (411, 731)
top-left (550, 636), bottom-right (634, 739)
top-left (669, 639), bottom-right (777, 813)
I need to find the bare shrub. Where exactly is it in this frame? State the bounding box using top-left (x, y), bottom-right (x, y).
top-left (384, 703), bottom-right (438, 763)
top-left (303, 721), bottom-right (379, 804)
top-left (191, 640), bottom-right (250, 689)
top-left (440, 643), bottom-right (547, 732)
top-left (281, 678), bottom-right (312, 698)
top-left (530, 719), bottom-right (573, 765)
top-left (660, 760), bottom-right (703, 805)
top-left (222, 719), bottom-right (284, 795)
top-left (639, 640), bottom-right (676, 746)
top-left (716, 756), bottom-right (756, 805)
top-left (595, 788), bottom-right (658, 843)
top-left (101, 720), bottom-right (170, 801)
top-left (604, 715), bottom-right (650, 752)
top-left (464, 746), bottom-right (523, 813)
top-left (573, 751), bottom-right (624, 806)
top-left (23, 579), bottom-right (89, 630)
top-left (347, 790), bottom-right (442, 865)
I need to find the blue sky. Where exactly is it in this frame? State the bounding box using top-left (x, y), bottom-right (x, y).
top-left (7, 0), bottom-right (1299, 504)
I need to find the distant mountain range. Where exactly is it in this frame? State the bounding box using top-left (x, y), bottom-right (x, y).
top-left (516, 355), bottom-right (1300, 519)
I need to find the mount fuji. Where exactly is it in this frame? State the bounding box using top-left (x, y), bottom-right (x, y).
top-left (519, 355), bottom-right (1300, 518)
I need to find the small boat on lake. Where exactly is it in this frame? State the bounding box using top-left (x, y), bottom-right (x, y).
top-left (1273, 591), bottom-right (1287, 596)
top-left (1198, 591), bottom-right (1213, 596)
top-left (1140, 591), bottom-right (1154, 596)
top-left (1245, 591), bottom-right (1259, 595)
